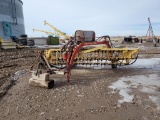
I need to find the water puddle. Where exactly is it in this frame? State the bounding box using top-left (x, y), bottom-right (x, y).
top-left (109, 74), bottom-right (160, 110)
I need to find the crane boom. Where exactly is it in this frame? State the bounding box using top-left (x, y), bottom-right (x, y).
top-left (32, 29), bottom-right (55, 35)
top-left (44, 21), bottom-right (70, 39)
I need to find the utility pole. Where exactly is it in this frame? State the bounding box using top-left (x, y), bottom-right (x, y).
top-left (146, 18), bottom-right (157, 47)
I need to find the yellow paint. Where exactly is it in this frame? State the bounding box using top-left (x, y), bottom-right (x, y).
top-left (44, 46), bottom-right (139, 65)
top-left (0, 37), bottom-right (4, 42)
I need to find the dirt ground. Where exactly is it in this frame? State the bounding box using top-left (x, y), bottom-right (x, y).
top-left (0, 41), bottom-right (160, 120)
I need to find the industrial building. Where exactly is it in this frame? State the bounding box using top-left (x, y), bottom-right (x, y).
top-left (0, 0), bottom-right (25, 40)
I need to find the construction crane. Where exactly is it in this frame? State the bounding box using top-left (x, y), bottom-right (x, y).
top-left (32, 29), bottom-right (56, 36)
top-left (44, 21), bottom-right (70, 39)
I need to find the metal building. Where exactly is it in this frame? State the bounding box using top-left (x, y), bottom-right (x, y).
top-left (0, 0), bottom-right (25, 40)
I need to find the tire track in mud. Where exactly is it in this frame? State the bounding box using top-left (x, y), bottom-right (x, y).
top-left (0, 48), bottom-right (43, 100)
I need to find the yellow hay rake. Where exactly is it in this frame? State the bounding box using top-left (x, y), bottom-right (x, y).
top-left (45, 46), bottom-right (139, 67)
top-left (29, 31), bottom-right (140, 88)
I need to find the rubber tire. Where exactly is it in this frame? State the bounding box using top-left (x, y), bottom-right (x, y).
top-left (20, 34), bottom-right (28, 38)
top-left (111, 64), bottom-right (117, 69)
top-left (28, 43), bottom-right (35, 46)
top-left (19, 39), bottom-right (28, 45)
top-left (27, 39), bottom-right (35, 46)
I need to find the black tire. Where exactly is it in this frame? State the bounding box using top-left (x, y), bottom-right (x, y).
top-left (20, 34), bottom-right (28, 38)
top-left (28, 43), bottom-right (35, 46)
top-left (27, 39), bottom-right (35, 46)
top-left (19, 39), bottom-right (28, 45)
top-left (111, 64), bottom-right (117, 69)
top-left (28, 44), bottom-right (35, 46)
top-left (27, 39), bottom-right (34, 42)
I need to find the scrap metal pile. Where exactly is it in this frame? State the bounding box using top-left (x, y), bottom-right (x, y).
top-left (29, 30), bottom-right (139, 88)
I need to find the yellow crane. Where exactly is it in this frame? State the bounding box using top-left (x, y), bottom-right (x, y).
top-left (32, 29), bottom-right (57, 36)
top-left (44, 21), bottom-right (70, 39)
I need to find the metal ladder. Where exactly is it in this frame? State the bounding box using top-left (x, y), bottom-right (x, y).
top-left (11, 0), bottom-right (17, 24)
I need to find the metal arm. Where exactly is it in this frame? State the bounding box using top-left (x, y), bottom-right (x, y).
top-left (44, 21), bottom-right (70, 39)
top-left (32, 29), bottom-right (55, 35)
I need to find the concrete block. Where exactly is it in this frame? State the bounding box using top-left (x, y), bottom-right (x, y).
top-left (29, 72), bottom-right (54, 89)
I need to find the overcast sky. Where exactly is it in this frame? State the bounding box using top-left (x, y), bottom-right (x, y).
top-left (23, 0), bottom-right (160, 37)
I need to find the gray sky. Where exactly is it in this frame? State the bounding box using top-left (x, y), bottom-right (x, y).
top-left (23, 0), bottom-right (160, 37)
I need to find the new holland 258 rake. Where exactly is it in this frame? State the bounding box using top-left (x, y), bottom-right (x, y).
top-left (29, 30), bottom-right (139, 88)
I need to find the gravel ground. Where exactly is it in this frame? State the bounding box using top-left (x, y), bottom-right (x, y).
top-left (0, 42), bottom-right (160, 120)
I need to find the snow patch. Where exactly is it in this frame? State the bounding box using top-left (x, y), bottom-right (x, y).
top-left (11, 69), bottom-right (30, 81)
top-left (109, 74), bottom-right (160, 109)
